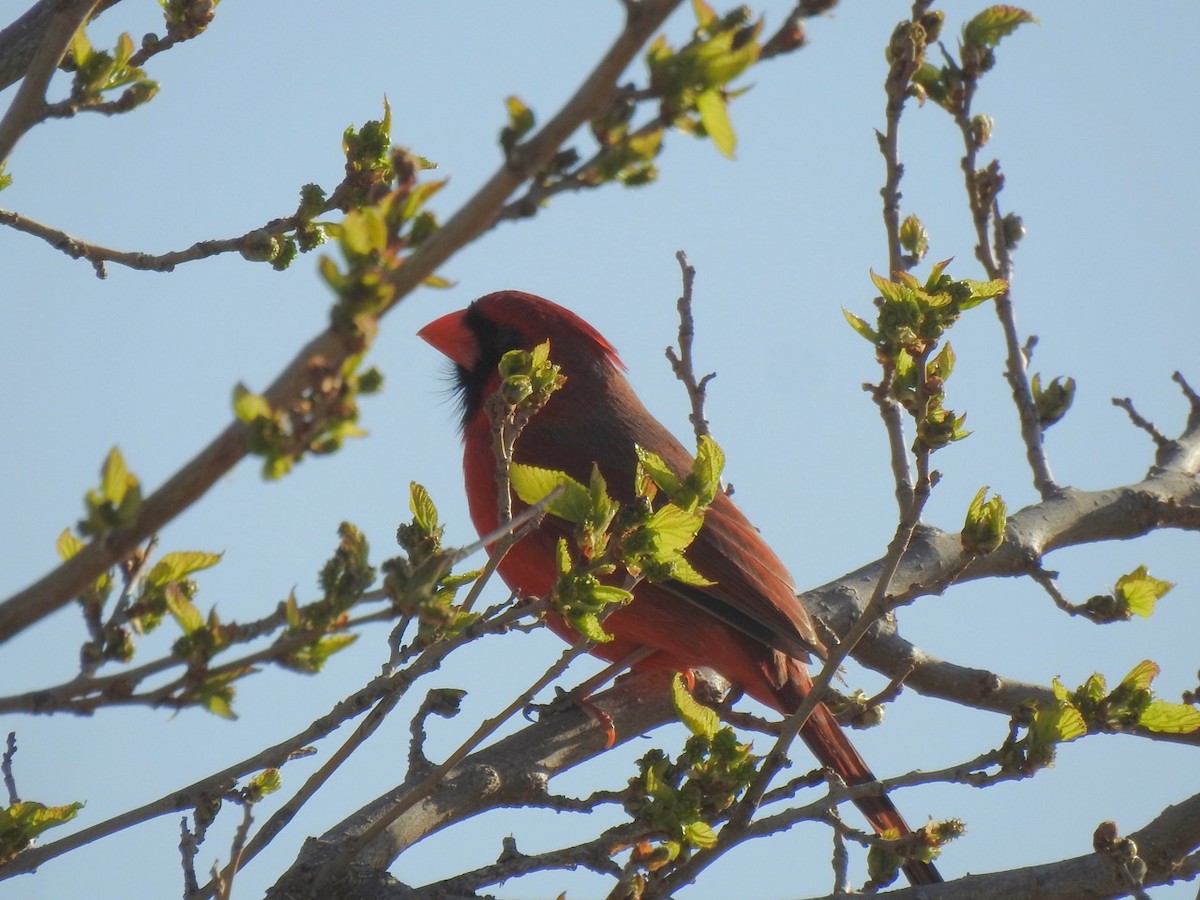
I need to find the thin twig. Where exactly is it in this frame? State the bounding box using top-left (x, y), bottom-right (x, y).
top-left (215, 797), bottom-right (255, 900)
top-left (2, 733), bottom-right (18, 804)
top-left (665, 250), bottom-right (715, 441)
top-left (1112, 396), bottom-right (1171, 452)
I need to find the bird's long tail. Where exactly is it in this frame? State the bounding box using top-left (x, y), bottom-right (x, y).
top-left (774, 659), bottom-right (942, 886)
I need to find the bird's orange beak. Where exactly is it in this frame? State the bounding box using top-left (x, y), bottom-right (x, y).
top-left (418, 309), bottom-right (477, 369)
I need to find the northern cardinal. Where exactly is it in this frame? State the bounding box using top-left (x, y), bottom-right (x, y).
top-left (419, 290), bottom-right (940, 885)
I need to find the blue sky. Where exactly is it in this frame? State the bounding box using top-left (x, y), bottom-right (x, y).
top-left (2, 2), bottom-right (1198, 897)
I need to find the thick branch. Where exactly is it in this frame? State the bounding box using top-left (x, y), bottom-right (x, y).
top-left (804, 789), bottom-right (1200, 899)
top-left (266, 668), bottom-right (715, 899)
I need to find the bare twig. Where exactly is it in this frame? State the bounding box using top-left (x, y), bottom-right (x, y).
top-left (215, 795), bottom-right (255, 900)
top-left (2, 733), bottom-right (18, 804)
top-left (665, 250), bottom-right (716, 441)
top-left (1113, 396), bottom-right (1171, 452)
top-left (179, 817), bottom-right (202, 899)
top-left (865, 369), bottom-right (916, 515)
top-left (949, 61), bottom-right (1057, 498)
top-left (878, 14), bottom-right (922, 276)
top-left (0, 207), bottom-right (312, 278)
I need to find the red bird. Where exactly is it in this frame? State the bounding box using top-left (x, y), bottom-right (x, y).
top-left (419, 290), bottom-right (940, 885)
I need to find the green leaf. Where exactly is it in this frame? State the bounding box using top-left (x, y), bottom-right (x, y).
top-left (899, 214), bottom-right (929, 259)
top-left (233, 384), bottom-right (272, 422)
top-left (99, 447), bottom-right (134, 506)
top-left (0, 799), bottom-right (84, 860)
top-left (164, 583), bottom-right (203, 635)
top-left (409, 482), bottom-right (439, 534)
top-left (667, 555), bottom-right (715, 587)
top-left (690, 435), bottom-right (725, 508)
top-left (56, 529), bottom-right (84, 561)
top-left (842, 308), bottom-right (878, 343)
top-left (691, 0), bottom-right (716, 28)
top-left (956, 277), bottom-right (1008, 308)
top-left (683, 819), bottom-right (718, 849)
top-left (961, 486), bottom-right (1006, 554)
top-left (69, 26), bottom-right (92, 66)
top-left (1115, 566), bottom-right (1173, 618)
top-left (399, 178), bottom-right (446, 222)
top-left (636, 446), bottom-right (681, 499)
top-left (869, 270), bottom-right (904, 302)
top-left (672, 673), bottom-right (719, 739)
top-left (504, 95), bottom-right (535, 139)
top-left (509, 463), bottom-right (591, 523)
top-left (571, 611), bottom-right (615, 644)
top-left (695, 89), bottom-right (735, 159)
top-left (963, 6), bottom-right (1037, 49)
top-left (644, 504), bottom-right (705, 556)
top-left (147, 551), bottom-right (222, 587)
top-left (248, 768), bottom-right (282, 800)
top-left (1119, 659), bottom-right (1160, 692)
top-left (1139, 699), bottom-right (1200, 734)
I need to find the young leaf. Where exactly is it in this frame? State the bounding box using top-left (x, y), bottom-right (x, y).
top-left (99, 447), bottom-right (135, 506)
top-left (644, 504), bottom-right (705, 556)
top-left (683, 819), bottom-right (718, 849)
top-left (636, 446), bottom-right (682, 498)
top-left (232, 384), bottom-right (272, 422)
top-left (842, 308), bottom-right (878, 343)
top-left (509, 463), bottom-right (591, 523)
top-left (963, 6), bottom-right (1037, 49)
top-left (146, 551), bottom-right (222, 587)
top-left (695, 89), bottom-right (736, 159)
top-left (1114, 566), bottom-right (1173, 618)
top-left (409, 481), bottom-right (440, 534)
top-left (1139, 700), bottom-right (1200, 734)
top-left (672, 672), bottom-right (719, 739)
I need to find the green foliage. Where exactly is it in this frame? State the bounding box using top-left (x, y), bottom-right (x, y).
top-left (645, 3), bottom-right (762, 160)
top-left (0, 799), bottom-right (84, 866)
top-left (319, 101), bottom-right (448, 340)
top-left (847, 263), bottom-right (1004, 452)
top-left (0, 162), bottom-right (11, 192)
top-left (233, 352), bottom-right (383, 480)
top-left (961, 486), bottom-right (1007, 554)
top-left (497, 341), bottom-right (566, 413)
top-left (903, 6), bottom-right (1035, 110)
top-left (671, 672), bottom-right (719, 739)
top-left (78, 447), bottom-right (142, 538)
top-left (898, 214), bottom-right (929, 263)
top-left (383, 484), bottom-right (481, 647)
top-left (962, 6), bottom-right (1038, 50)
top-left (624, 699), bottom-right (758, 876)
top-left (508, 425), bottom-right (725, 642)
top-left (67, 28), bottom-right (159, 111)
top-left (1031, 373), bottom-right (1075, 429)
top-left (159, 0), bottom-right (220, 40)
top-left (500, 95), bottom-right (536, 152)
top-left (1084, 565), bottom-right (1174, 623)
top-left (1003, 660), bottom-right (1199, 773)
top-left (245, 768), bottom-right (282, 803)
top-left (867, 818), bottom-right (956, 887)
